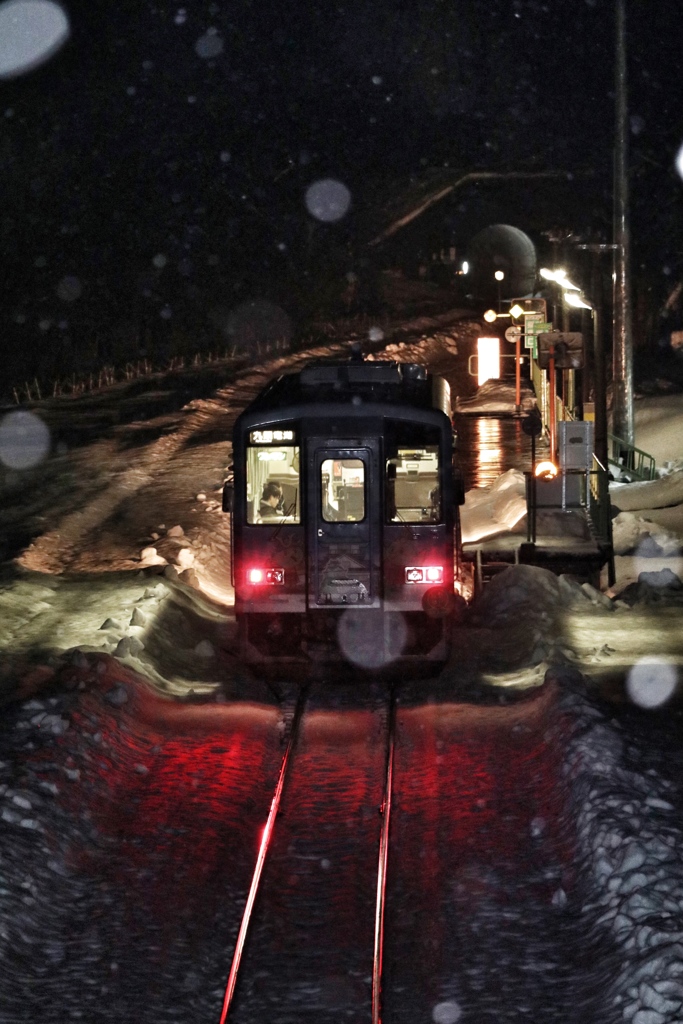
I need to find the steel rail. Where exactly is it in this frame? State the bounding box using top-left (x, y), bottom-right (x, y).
top-left (218, 687), bottom-right (308, 1024)
top-left (372, 691), bottom-right (396, 1024)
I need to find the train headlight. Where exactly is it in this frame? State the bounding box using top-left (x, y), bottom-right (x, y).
top-left (247, 568), bottom-right (285, 585)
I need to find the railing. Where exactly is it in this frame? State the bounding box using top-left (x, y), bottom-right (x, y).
top-left (531, 362), bottom-right (657, 484)
top-left (526, 460), bottom-right (615, 586)
top-left (588, 456), bottom-right (614, 544)
top-left (607, 434), bottom-right (657, 481)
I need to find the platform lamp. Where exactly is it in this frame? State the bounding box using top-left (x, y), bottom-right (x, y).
top-left (494, 270), bottom-right (505, 312)
top-left (540, 267), bottom-right (581, 329)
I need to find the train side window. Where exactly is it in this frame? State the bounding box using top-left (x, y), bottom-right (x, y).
top-left (246, 445), bottom-right (300, 524)
top-left (386, 446), bottom-right (441, 523)
top-left (321, 458), bottom-right (365, 522)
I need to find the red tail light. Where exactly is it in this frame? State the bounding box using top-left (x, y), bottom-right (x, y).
top-left (405, 566), bottom-right (443, 584)
top-left (247, 568), bottom-right (285, 585)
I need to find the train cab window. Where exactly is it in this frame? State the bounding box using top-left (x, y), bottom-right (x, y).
top-left (246, 444), bottom-right (300, 524)
top-left (386, 446), bottom-right (441, 523)
top-left (321, 458), bottom-right (365, 522)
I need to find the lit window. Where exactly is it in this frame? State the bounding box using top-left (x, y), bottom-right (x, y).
top-left (247, 445), bottom-right (300, 524)
top-left (386, 446), bottom-right (440, 523)
top-left (321, 458), bottom-right (365, 522)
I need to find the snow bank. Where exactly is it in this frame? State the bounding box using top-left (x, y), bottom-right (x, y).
top-left (449, 564), bottom-right (613, 681)
top-left (634, 394), bottom-right (683, 470)
top-left (611, 471), bottom-right (683, 513)
top-left (0, 568), bottom-right (243, 705)
top-left (454, 378), bottom-right (536, 415)
top-left (612, 512), bottom-right (682, 557)
top-left (460, 468), bottom-right (527, 543)
top-left (552, 674), bottom-right (683, 1024)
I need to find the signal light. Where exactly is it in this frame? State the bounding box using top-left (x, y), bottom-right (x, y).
top-left (405, 566), bottom-right (443, 584)
top-left (247, 568), bottom-right (285, 585)
top-left (535, 461), bottom-right (558, 480)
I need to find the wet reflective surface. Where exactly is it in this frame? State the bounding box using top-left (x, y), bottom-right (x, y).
top-left (427, 336), bottom-right (534, 491)
top-left (454, 414), bottom-right (533, 491)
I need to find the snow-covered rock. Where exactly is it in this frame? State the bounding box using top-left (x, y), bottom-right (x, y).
top-left (194, 640), bottom-right (215, 659)
top-left (140, 546), bottom-right (166, 566)
top-left (612, 512), bottom-right (681, 556)
top-left (174, 547), bottom-right (195, 569)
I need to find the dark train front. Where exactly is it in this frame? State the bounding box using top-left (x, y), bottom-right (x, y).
top-left (224, 358), bottom-right (465, 670)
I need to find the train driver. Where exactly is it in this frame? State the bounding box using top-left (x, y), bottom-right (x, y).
top-left (259, 481), bottom-right (284, 519)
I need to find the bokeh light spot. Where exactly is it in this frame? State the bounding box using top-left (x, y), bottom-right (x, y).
top-left (195, 29), bottom-right (223, 59)
top-left (0, 0), bottom-right (69, 79)
top-left (0, 410), bottom-right (51, 469)
top-left (626, 657), bottom-right (678, 709)
top-left (675, 142), bottom-right (683, 182)
top-left (337, 611), bottom-right (406, 669)
top-left (432, 1001), bottom-right (462, 1024)
top-left (305, 178), bottom-right (352, 223)
top-left (56, 275), bottom-right (82, 302)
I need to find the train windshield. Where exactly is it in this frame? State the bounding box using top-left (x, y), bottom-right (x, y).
top-left (386, 445), bottom-right (441, 523)
top-left (321, 458), bottom-right (365, 522)
top-left (246, 444), bottom-right (301, 524)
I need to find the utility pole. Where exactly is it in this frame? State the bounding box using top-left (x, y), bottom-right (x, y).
top-left (612, 0), bottom-right (634, 447)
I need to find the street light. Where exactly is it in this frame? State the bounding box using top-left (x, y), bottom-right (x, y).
top-left (564, 292), bottom-right (593, 310)
top-left (539, 267), bottom-right (581, 291)
top-left (494, 269), bottom-right (505, 311)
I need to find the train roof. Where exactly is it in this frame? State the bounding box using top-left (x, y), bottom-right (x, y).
top-left (235, 359), bottom-right (451, 426)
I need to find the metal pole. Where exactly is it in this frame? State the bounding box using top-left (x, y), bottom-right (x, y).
top-left (592, 305), bottom-right (609, 474)
top-left (548, 354), bottom-right (557, 460)
top-left (612, 0), bottom-right (634, 447)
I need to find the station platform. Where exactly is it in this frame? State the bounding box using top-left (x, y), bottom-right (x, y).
top-left (462, 507), bottom-right (612, 593)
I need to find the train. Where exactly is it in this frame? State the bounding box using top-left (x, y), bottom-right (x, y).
top-left (222, 355), bottom-right (465, 669)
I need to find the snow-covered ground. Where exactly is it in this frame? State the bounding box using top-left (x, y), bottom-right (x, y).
top-left (2, 323), bottom-right (683, 1022)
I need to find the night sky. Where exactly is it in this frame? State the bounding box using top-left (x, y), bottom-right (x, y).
top-left (1, 0), bottom-right (682, 390)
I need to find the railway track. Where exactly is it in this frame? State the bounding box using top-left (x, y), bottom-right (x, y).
top-left (218, 682), bottom-right (398, 1024)
top-left (211, 679), bottom-right (620, 1024)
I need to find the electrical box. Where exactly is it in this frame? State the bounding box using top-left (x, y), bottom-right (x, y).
top-left (559, 421), bottom-right (593, 471)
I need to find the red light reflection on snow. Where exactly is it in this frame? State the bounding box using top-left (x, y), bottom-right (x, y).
top-left (393, 684), bottom-right (573, 894)
top-left (386, 681), bottom-right (574, 984)
top-left (31, 658), bottom-right (282, 919)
